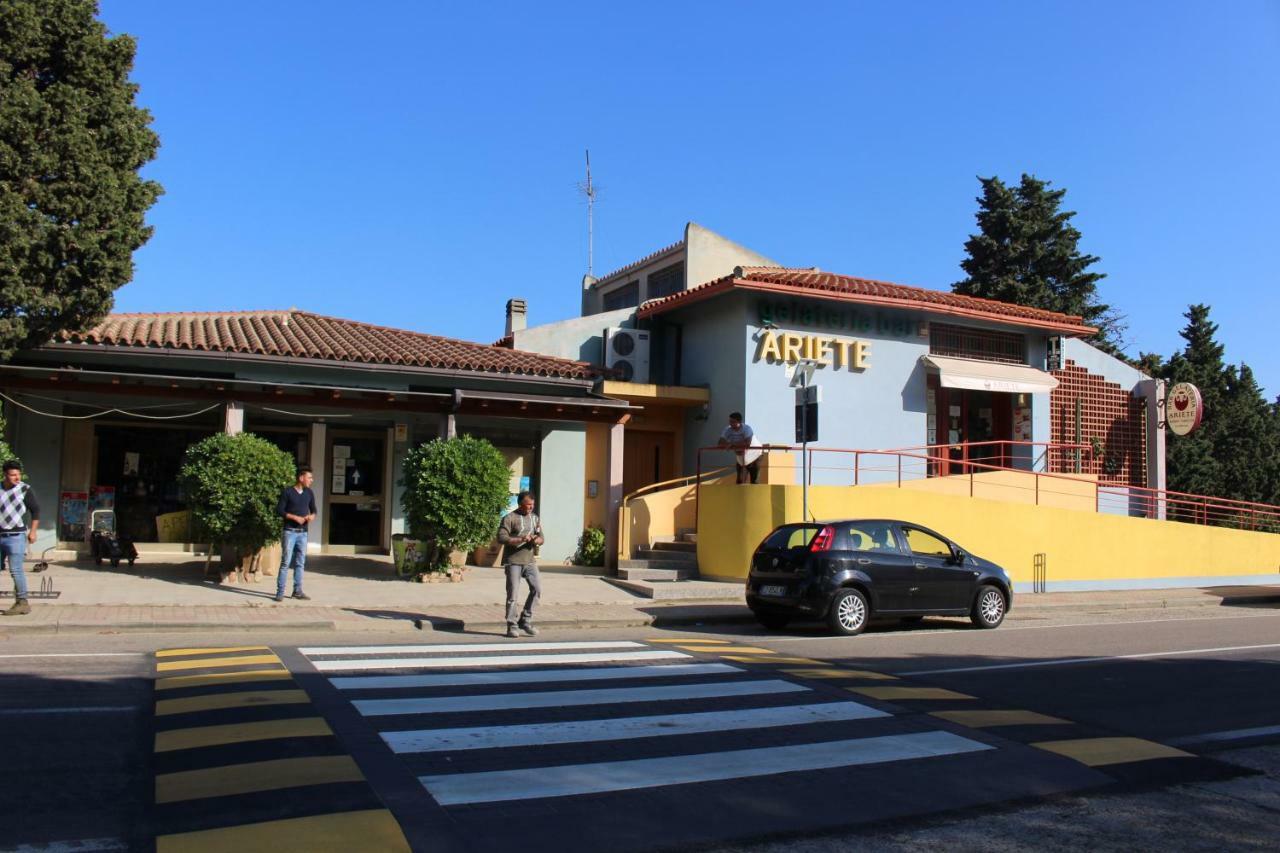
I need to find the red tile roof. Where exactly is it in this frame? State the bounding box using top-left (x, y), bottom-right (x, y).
top-left (59, 310), bottom-right (599, 380)
top-left (637, 266), bottom-right (1097, 334)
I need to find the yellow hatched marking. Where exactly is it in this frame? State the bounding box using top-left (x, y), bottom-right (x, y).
top-left (156, 669), bottom-right (291, 692)
top-left (1031, 737), bottom-right (1193, 767)
top-left (156, 646), bottom-right (269, 658)
top-left (693, 646), bottom-right (776, 654)
top-left (157, 654), bottom-right (281, 672)
top-left (784, 668), bottom-right (898, 681)
top-left (155, 808), bottom-right (410, 853)
top-left (156, 689), bottom-right (310, 717)
top-left (722, 655), bottom-right (820, 664)
top-left (849, 686), bottom-right (976, 701)
top-left (156, 755), bottom-right (364, 804)
top-left (645, 638), bottom-right (731, 645)
top-left (932, 709), bottom-right (1069, 728)
top-left (155, 717), bottom-right (331, 753)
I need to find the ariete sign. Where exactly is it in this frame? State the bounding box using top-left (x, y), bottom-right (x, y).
top-left (755, 330), bottom-right (869, 371)
top-left (1166, 382), bottom-right (1204, 436)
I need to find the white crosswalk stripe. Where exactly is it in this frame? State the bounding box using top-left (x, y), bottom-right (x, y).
top-left (298, 640), bottom-right (996, 807)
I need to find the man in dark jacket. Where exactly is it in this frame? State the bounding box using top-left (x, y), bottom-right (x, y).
top-left (496, 491), bottom-right (543, 638)
top-left (275, 466), bottom-right (316, 602)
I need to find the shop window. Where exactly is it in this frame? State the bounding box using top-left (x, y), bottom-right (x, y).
top-left (646, 263), bottom-right (684, 299)
top-left (930, 323), bottom-right (1026, 364)
top-left (603, 281), bottom-right (640, 311)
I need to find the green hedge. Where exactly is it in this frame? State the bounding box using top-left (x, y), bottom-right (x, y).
top-left (178, 433), bottom-right (296, 554)
top-left (401, 436), bottom-right (510, 573)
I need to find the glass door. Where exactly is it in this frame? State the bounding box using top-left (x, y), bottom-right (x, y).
top-left (327, 432), bottom-right (386, 548)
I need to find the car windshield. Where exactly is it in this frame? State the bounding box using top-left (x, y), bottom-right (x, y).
top-left (760, 524), bottom-right (823, 550)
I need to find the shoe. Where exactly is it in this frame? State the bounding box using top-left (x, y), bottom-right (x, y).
top-left (518, 622), bottom-right (538, 636)
top-left (274, 593), bottom-right (285, 602)
top-left (505, 626), bottom-right (520, 638)
top-left (292, 591), bottom-right (311, 600)
top-left (2, 598), bottom-right (31, 616)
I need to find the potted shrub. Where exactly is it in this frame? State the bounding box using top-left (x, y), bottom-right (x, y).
top-left (178, 433), bottom-right (296, 581)
top-left (400, 436), bottom-right (510, 581)
top-left (573, 526), bottom-right (606, 568)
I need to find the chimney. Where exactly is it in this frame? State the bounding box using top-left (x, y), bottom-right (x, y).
top-left (505, 298), bottom-right (527, 337)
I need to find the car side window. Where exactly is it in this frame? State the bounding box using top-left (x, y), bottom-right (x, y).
top-left (903, 527), bottom-right (951, 557)
top-left (843, 522), bottom-right (900, 553)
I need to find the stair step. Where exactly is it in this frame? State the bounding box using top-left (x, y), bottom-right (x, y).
top-left (618, 567), bottom-right (697, 582)
top-left (632, 550), bottom-right (697, 566)
top-left (680, 532), bottom-right (698, 543)
top-left (618, 557), bottom-right (698, 570)
top-left (651, 541), bottom-right (696, 553)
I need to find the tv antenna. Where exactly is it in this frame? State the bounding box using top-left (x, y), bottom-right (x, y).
top-left (577, 149), bottom-right (599, 278)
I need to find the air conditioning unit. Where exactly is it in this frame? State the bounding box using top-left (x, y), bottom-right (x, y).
top-left (604, 327), bottom-right (650, 383)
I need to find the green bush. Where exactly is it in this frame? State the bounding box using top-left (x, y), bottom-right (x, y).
top-left (178, 433), bottom-right (296, 555)
top-left (401, 436), bottom-right (510, 573)
top-left (574, 526), bottom-right (606, 567)
top-left (0, 409), bottom-right (19, 471)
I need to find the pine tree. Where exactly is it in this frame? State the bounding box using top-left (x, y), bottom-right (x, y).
top-left (0, 0), bottom-right (162, 360)
top-left (955, 175), bottom-right (1124, 351)
top-left (1162, 305), bottom-right (1227, 499)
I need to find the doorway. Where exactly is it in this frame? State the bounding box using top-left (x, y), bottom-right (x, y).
top-left (931, 383), bottom-right (1014, 475)
top-left (326, 431), bottom-right (386, 548)
top-left (623, 430), bottom-right (676, 497)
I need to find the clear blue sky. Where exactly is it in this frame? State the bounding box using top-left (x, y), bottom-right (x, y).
top-left (98, 1), bottom-right (1280, 397)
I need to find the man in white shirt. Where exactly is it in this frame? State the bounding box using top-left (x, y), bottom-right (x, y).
top-left (718, 412), bottom-right (762, 484)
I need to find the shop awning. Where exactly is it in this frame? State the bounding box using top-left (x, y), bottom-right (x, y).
top-left (921, 355), bottom-right (1059, 394)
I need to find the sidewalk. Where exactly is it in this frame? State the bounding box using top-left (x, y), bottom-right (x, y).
top-left (1, 555), bottom-right (1277, 635)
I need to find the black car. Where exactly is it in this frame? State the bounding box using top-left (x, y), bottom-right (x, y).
top-left (745, 519), bottom-right (1012, 635)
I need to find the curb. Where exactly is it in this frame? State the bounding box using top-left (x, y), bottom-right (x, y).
top-left (1012, 594), bottom-right (1280, 613)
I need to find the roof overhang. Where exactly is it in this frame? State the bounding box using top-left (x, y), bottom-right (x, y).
top-left (921, 355), bottom-right (1059, 394)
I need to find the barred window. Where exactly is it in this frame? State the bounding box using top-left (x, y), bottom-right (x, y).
top-left (646, 263), bottom-right (684, 299)
top-left (929, 323), bottom-right (1026, 364)
top-left (602, 281), bottom-right (640, 311)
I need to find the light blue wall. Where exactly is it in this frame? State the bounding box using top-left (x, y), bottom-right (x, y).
top-left (8, 402), bottom-right (62, 553)
top-left (512, 307), bottom-right (637, 365)
top-left (1063, 338), bottom-right (1148, 391)
top-left (537, 425), bottom-right (586, 564)
top-left (672, 297), bottom-right (750, 472)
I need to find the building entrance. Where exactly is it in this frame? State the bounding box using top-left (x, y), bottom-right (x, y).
top-left (326, 431), bottom-right (386, 549)
top-left (930, 384), bottom-right (1028, 475)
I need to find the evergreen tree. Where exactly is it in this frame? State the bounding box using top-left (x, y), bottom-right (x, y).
top-left (1216, 364), bottom-right (1274, 507)
top-left (0, 0), bottom-right (162, 361)
top-left (1162, 305), bottom-right (1227, 498)
top-left (955, 175), bottom-right (1124, 351)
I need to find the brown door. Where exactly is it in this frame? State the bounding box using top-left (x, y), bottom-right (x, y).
top-left (622, 431), bottom-right (676, 498)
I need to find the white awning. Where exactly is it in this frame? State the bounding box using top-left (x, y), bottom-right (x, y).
top-left (921, 355), bottom-right (1059, 394)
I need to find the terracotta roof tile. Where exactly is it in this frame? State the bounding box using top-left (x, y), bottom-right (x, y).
top-left (60, 310), bottom-right (598, 380)
top-left (637, 266), bottom-right (1096, 334)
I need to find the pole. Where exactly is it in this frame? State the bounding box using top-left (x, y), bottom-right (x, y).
top-left (801, 370), bottom-right (809, 522)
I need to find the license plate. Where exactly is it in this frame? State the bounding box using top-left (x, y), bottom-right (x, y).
top-left (760, 584), bottom-right (787, 597)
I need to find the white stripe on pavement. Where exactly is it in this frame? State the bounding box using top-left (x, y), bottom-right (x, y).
top-left (421, 730), bottom-right (991, 804)
top-left (0, 706), bottom-right (136, 716)
top-left (385, 700), bottom-right (888, 753)
top-left (354, 678), bottom-right (808, 716)
top-left (4, 839), bottom-right (129, 852)
top-left (0, 653), bottom-right (143, 659)
top-left (899, 642), bottom-right (1280, 676)
top-left (331, 662), bottom-right (741, 690)
top-left (311, 650), bottom-right (690, 672)
top-left (1168, 724), bottom-right (1280, 746)
top-left (300, 641), bottom-right (645, 656)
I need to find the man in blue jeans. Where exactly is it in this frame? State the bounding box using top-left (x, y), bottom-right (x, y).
top-left (0, 460), bottom-right (40, 616)
top-left (275, 466), bottom-right (316, 602)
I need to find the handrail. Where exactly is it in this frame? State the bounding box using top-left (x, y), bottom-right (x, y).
top-left (622, 465), bottom-right (732, 506)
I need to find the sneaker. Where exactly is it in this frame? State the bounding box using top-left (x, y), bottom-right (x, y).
top-left (292, 591), bottom-right (311, 601)
top-left (518, 622), bottom-right (538, 636)
top-left (274, 593), bottom-right (285, 603)
top-left (505, 625), bottom-right (520, 639)
top-left (2, 598), bottom-right (31, 616)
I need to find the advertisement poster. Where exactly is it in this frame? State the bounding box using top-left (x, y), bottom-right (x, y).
top-left (59, 492), bottom-right (88, 542)
top-left (90, 486), bottom-right (115, 511)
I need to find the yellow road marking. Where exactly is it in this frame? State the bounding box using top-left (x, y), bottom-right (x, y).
top-left (723, 655), bottom-right (821, 664)
top-left (645, 638), bottom-right (731, 644)
top-left (849, 686), bottom-right (976, 701)
top-left (155, 808), bottom-right (410, 853)
top-left (156, 647), bottom-right (269, 658)
top-left (932, 709), bottom-right (1069, 727)
top-left (783, 668), bottom-right (898, 680)
top-left (157, 654), bottom-right (281, 672)
top-left (1032, 737), bottom-right (1193, 767)
top-left (156, 689), bottom-right (311, 717)
top-left (156, 755), bottom-right (364, 804)
top-left (155, 717), bottom-right (332, 753)
top-left (155, 670), bottom-right (292, 691)
top-left (688, 646), bottom-right (775, 654)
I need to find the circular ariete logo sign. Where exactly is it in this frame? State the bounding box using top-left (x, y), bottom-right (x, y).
top-left (1167, 382), bottom-right (1204, 436)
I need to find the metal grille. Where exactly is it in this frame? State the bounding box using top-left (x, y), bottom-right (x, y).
top-left (646, 263), bottom-right (684, 299)
top-left (929, 323), bottom-right (1027, 364)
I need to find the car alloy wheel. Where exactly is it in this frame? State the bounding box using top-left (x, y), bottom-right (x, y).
top-left (972, 586), bottom-right (1005, 629)
top-left (828, 588), bottom-right (868, 636)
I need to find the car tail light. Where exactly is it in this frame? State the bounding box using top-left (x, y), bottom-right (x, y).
top-left (809, 525), bottom-right (835, 552)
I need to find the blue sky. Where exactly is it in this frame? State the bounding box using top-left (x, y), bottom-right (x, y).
top-left (98, 1), bottom-right (1279, 396)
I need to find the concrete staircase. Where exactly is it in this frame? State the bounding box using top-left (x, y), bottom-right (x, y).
top-left (608, 532), bottom-right (739, 601)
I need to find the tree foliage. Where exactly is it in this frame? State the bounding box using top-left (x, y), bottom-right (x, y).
top-left (178, 433), bottom-right (296, 554)
top-left (0, 408), bottom-right (17, 469)
top-left (573, 526), bottom-right (606, 567)
top-left (954, 175), bottom-right (1124, 351)
top-left (0, 0), bottom-right (162, 360)
top-left (401, 436), bottom-right (511, 573)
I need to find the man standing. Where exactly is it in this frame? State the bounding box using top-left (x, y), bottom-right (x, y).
top-left (275, 466), bottom-right (316, 603)
top-left (496, 491), bottom-right (543, 639)
top-left (0, 460), bottom-right (39, 616)
top-left (718, 411), bottom-right (763, 484)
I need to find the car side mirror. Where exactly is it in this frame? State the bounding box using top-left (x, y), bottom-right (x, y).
top-left (949, 546), bottom-right (965, 565)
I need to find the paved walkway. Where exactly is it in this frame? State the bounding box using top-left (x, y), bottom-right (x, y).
top-left (1, 554), bottom-right (1277, 634)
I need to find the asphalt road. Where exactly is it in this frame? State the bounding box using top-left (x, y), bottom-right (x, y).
top-left (0, 603), bottom-right (1276, 852)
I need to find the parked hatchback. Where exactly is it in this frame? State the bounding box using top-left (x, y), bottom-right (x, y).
top-left (745, 519), bottom-right (1012, 635)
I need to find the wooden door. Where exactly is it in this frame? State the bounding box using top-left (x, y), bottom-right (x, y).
top-left (622, 431), bottom-right (676, 498)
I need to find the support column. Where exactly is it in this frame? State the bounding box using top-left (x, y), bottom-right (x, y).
top-left (1137, 378), bottom-right (1167, 518)
top-left (604, 415), bottom-right (628, 573)
top-left (439, 414), bottom-right (457, 440)
top-left (308, 421), bottom-right (327, 551)
top-left (223, 401), bottom-right (244, 435)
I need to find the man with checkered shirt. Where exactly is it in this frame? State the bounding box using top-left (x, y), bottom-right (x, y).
top-left (0, 460), bottom-right (40, 616)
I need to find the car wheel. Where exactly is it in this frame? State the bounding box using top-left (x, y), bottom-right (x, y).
top-left (754, 612), bottom-right (791, 630)
top-left (971, 585), bottom-right (1006, 629)
top-left (828, 588), bottom-right (868, 636)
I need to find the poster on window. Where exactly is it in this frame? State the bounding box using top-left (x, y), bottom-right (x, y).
top-left (331, 474), bottom-right (346, 494)
top-left (333, 444), bottom-right (350, 461)
top-left (59, 492), bottom-right (88, 542)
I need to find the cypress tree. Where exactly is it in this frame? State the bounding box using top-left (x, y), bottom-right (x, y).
top-left (1163, 305), bottom-right (1227, 499)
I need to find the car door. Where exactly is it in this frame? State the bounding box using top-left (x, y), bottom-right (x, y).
top-left (841, 522), bottom-right (916, 612)
top-left (896, 525), bottom-right (973, 611)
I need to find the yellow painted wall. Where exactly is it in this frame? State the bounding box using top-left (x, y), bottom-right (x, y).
top-left (696, 483), bottom-right (1280, 586)
top-left (878, 470), bottom-right (1099, 512)
top-left (621, 482), bottom-right (701, 559)
top-left (583, 422), bottom-right (608, 529)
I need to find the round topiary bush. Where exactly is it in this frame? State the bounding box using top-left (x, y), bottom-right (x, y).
top-left (178, 432), bottom-right (296, 562)
top-left (401, 436), bottom-right (510, 574)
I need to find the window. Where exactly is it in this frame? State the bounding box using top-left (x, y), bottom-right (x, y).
top-left (646, 263), bottom-right (684, 299)
top-left (762, 524), bottom-right (821, 550)
top-left (602, 281), bottom-right (640, 311)
top-left (903, 527), bottom-right (952, 557)
top-left (930, 323), bottom-right (1027, 364)
top-left (841, 521), bottom-right (900, 553)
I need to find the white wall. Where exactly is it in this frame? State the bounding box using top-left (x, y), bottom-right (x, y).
top-left (537, 426), bottom-right (586, 564)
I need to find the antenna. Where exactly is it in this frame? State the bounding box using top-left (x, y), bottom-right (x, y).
top-left (577, 149), bottom-right (599, 278)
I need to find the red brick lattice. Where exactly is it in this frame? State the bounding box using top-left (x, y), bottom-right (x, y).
top-left (1049, 360), bottom-right (1146, 486)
